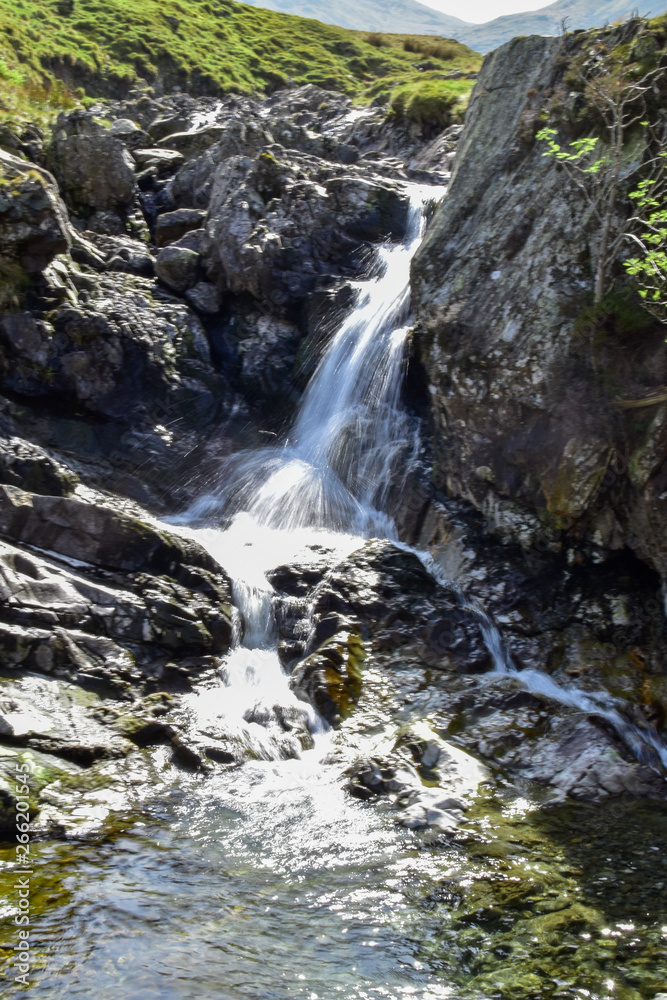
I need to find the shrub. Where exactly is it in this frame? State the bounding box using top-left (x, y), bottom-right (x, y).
top-left (403, 37), bottom-right (460, 61)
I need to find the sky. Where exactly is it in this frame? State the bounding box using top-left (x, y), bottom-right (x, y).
top-left (417, 0), bottom-right (554, 23)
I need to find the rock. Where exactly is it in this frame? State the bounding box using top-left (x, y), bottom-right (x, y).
top-left (132, 147), bottom-right (185, 173)
top-left (0, 673), bottom-right (129, 762)
top-left (155, 207), bottom-right (206, 247)
top-left (147, 115), bottom-right (194, 141)
top-left (0, 484), bottom-right (217, 576)
top-left (0, 436), bottom-right (78, 496)
top-left (158, 125), bottom-right (226, 158)
top-left (169, 227), bottom-right (208, 254)
top-left (47, 113), bottom-right (137, 218)
top-left (0, 266), bottom-right (226, 441)
top-left (205, 147), bottom-right (410, 308)
top-left (0, 151), bottom-right (70, 295)
top-left (311, 539), bottom-right (493, 674)
top-left (291, 629), bottom-right (365, 725)
top-left (411, 33), bottom-right (667, 583)
top-left (109, 118), bottom-right (142, 137)
top-left (0, 312), bottom-right (54, 366)
top-left (185, 281), bottom-right (221, 315)
top-left (0, 493), bottom-right (235, 688)
top-left (155, 245), bottom-right (200, 293)
top-left (232, 312), bottom-right (302, 402)
top-left (169, 119), bottom-right (274, 208)
top-left (77, 231), bottom-right (155, 277)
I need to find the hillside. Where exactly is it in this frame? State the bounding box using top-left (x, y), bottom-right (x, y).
top-left (239, 0), bottom-right (663, 51)
top-left (0, 0), bottom-right (480, 123)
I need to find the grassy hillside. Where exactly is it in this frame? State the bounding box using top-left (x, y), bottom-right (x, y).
top-left (0, 0), bottom-right (481, 125)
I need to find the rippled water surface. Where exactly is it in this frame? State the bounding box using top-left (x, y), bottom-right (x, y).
top-left (3, 761), bottom-right (667, 1000)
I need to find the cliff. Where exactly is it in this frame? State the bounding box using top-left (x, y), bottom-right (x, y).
top-left (412, 21), bottom-right (667, 586)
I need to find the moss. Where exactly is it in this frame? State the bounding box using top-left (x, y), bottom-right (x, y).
top-left (0, 257), bottom-right (28, 308)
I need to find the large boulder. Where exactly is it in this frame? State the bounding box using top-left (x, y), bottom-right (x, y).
top-left (0, 486), bottom-right (235, 686)
top-left (205, 147), bottom-right (410, 309)
top-left (47, 112), bottom-right (137, 226)
top-left (0, 150), bottom-right (70, 305)
top-left (411, 29), bottom-right (667, 580)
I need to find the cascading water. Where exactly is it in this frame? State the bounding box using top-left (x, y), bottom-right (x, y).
top-left (185, 186), bottom-right (435, 537)
top-left (172, 185), bottom-right (442, 759)
top-left (174, 179), bottom-right (667, 776)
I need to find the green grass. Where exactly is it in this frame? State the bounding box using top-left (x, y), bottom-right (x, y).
top-left (0, 0), bottom-right (481, 127)
top-left (390, 76), bottom-right (472, 131)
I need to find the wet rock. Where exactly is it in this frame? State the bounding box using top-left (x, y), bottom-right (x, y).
top-left (311, 539), bottom-right (493, 674)
top-left (0, 492), bottom-right (234, 695)
top-left (291, 629), bottom-right (365, 726)
top-left (0, 673), bottom-right (130, 762)
top-left (0, 484), bottom-right (217, 576)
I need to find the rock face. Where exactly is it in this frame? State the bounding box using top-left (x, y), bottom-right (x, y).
top-left (412, 26), bottom-right (667, 583)
top-left (0, 151), bottom-right (70, 304)
top-left (274, 538), bottom-right (667, 812)
top-left (0, 484), bottom-right (235, 687)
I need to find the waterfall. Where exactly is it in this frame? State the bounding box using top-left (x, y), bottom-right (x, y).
top-left (184, 185), bottom-right (441, 537)
top-left (171, 182), bottom-right (667, 778)
top-left (172, 184), bottom-right (443, 759)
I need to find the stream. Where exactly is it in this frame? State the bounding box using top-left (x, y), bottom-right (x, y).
top-left (2, 186), bottom-right (667, 1000)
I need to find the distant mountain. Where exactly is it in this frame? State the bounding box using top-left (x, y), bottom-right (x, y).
top-left (463, 0), bottom-right (664, 52)
top-left (239, 0), bottom-right (665, 52)
top-left (238, 0), bottom-right (470, 38)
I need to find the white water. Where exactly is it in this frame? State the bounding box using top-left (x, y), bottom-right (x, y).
top-left (172, 182), bottom-right (667, 778)
top-left (171, 185), bottom-right (443, 761)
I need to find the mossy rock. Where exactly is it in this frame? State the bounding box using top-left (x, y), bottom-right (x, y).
top-left (291, 629), bottom-right (366, 725)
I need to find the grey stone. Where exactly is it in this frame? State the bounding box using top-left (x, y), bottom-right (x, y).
top-left (185, 281), bottom-right (221, 315)
top-left (157, 125), bottom-right (226, 159)
top-left (132, 147), bottom-right (185, 173)
top-left (48, 118), bottom-right (136, 214)
top-left (0, 150), bottom-right (70, 276)
top-left (155, 208), bottom-right (206, 247)
top-left (155, 246), bottom-right (200, 293)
